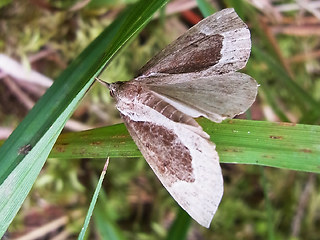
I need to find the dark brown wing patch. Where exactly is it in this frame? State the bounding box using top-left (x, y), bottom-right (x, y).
top-left (123, 115), bottom-right (195, 186)
top-left (139, 34), bottom-right (223, 75)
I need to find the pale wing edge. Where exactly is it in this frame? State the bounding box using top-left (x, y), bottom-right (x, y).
top-left (121, 113), bottom-right (223, 227)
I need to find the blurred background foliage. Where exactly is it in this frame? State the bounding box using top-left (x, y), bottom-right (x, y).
top-left (0, 0), bottom-right (319, 239)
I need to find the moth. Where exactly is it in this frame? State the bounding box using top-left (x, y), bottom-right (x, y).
top-left (99, 8), bottom-right (258, 227)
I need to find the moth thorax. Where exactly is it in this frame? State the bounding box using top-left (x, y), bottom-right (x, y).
top-left (116, 82), bottom-right (143, 102)
top-left (108, 82), bottom-right (135, 100)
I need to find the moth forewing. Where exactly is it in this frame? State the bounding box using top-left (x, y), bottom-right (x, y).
top-left (138, 8), bottom-right (251, 77)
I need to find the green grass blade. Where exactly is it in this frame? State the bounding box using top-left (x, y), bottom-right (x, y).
top-left (0, 0), bottom-right (11, 8)
top-left (78, 159), bottom-right (109, 240)
top-left (0, 80), bottom-right (91, 236)
top-left (246, 62), bottom-right (290, 122)
top-left (252, 46), bottom-right (320, 113)
top-left (0, 0), bottom-right (169, 237)
top-left (255, 85), bottom-right (290, 122)
top-left (166, 207), bottom-right (191, 240)
top-left (93, 191), bottom-right (126, 240)
top-left (204, 119), bottom-right (320, 172)
top-left (260, 167), bottom-right (275, 240)
top-left (196, 0), bottom-right (216, 17)
top-left (226, 0), bottom-right (245, 18)
top-left (299, 109), bottom-right (320, 124)
top-left (50, 119), bottom-right (320, 173)
top-left (88, 168), bottom-right (125, 240)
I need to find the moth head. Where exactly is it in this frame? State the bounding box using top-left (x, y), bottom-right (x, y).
top-left (110, 82), bottom-right (142, 102)
top-left (95, 78), bottom-right (121, 98)
top-left (108, 82), bottom-right (123, 98)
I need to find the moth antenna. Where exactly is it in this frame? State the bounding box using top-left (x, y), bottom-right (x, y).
top-left (95, 77), bottom-right (110, 89)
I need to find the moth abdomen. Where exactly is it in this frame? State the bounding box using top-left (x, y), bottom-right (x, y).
top-left (141, 91), bottom-right (199, 128)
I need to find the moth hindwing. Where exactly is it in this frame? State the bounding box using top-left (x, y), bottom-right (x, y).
top-left (102, 8), bottom-right (258, 228)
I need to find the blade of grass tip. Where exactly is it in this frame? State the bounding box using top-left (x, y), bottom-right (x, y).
top-left (196, 0), bottom-right (216, 17)
top-left (78, 158), bottom-right (110, 240)
top-left (166, 207), bottom-right (191, 240)
top-left (89, 163), bottom-right (125, 240)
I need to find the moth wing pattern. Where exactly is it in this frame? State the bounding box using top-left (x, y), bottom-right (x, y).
top-left (103, 7), bottom-right (258, 228)
top-left (115, 86), bottom-right (223, 228)
top-left (138, 8), bottom-right (251, 76)
top-left (144, 72), bottom-right (258, 123)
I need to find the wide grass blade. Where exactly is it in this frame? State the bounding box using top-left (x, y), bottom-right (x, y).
top-left (50, 119), bottom-right (320, 173)
top-left (0, 82), bottom-right (91, 236)
top-left (0, 0), bottom-right (169, 237)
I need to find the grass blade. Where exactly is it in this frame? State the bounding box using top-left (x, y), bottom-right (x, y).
top-left (166, 207), bottom-right (191, 240)
top-left (196, 0), bottom-right (216, 17)
top-left (252, 46), bottom-right (320, 113)
top-left (93, 190), bottom-right (126, 240)
top-left (49, 119), bottom-right (320, 173)
top-left (78, 158), bottom-right (109, 240)
top-left (0, 81), bottom-right (91, 236)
